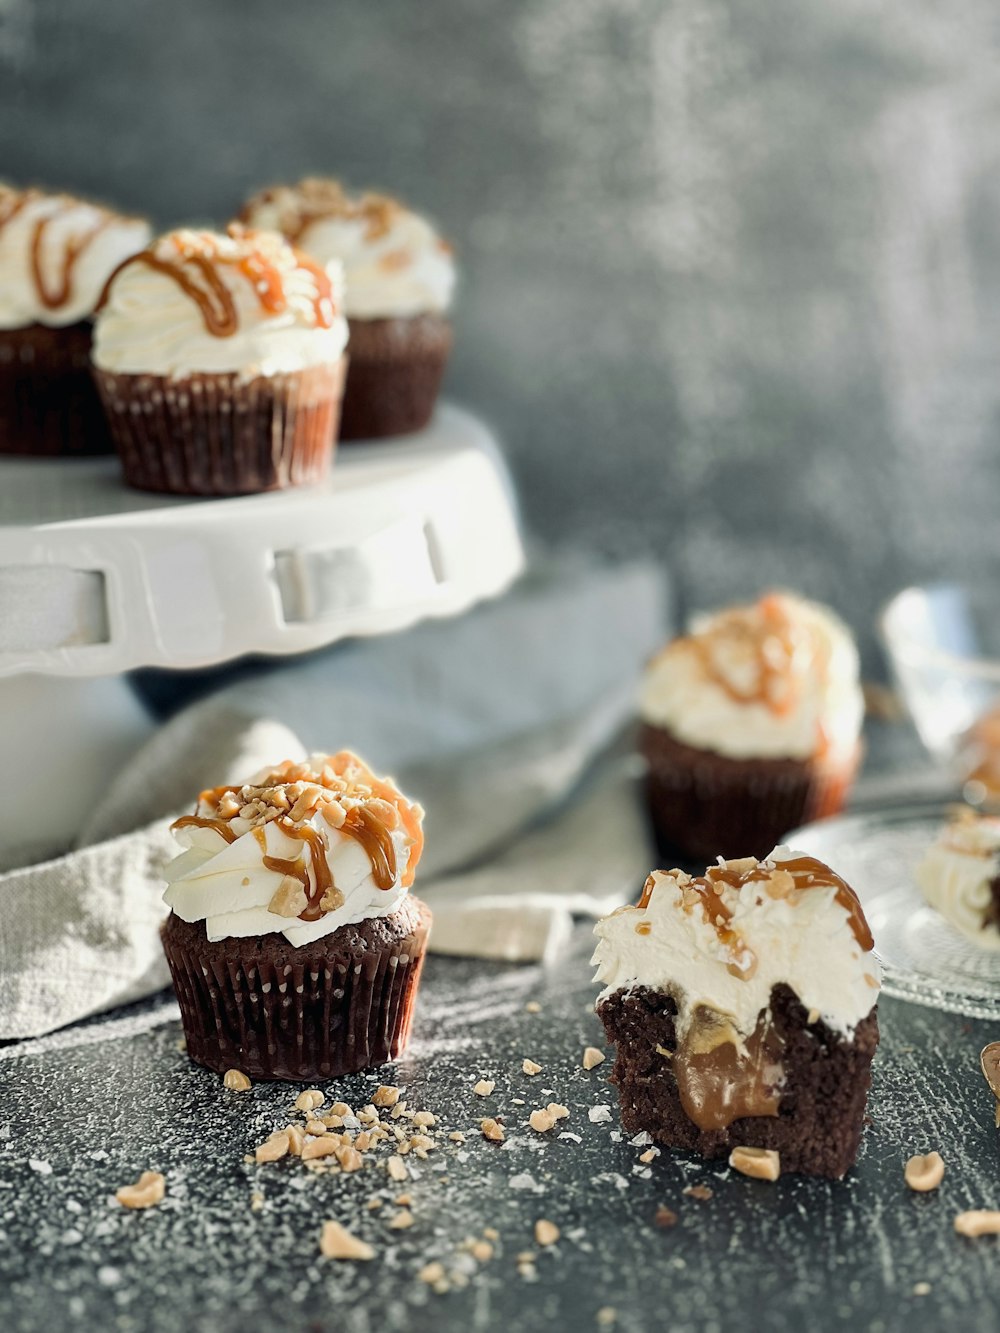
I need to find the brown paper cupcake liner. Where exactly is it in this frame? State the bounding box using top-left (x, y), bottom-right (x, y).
top-left (0, 321), bottom-right (113, 456)
top-left (339, 313), bottom-right (452, 440)
top-left (161, 896), bottom-right (431, 1081)
top-left (639, 722), bottom-right (862, 863)
top-left (94, 357), bottom-right (345, 495)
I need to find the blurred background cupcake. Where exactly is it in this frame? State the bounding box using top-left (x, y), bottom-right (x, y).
top-left (638, 591), bottom-right (865, 861)
top-left (0, 183), bottom-right (149, 456)
top-left (239, 178), bottom-right (455, 440)
top-left (92, 224), bottom-right (348, 495)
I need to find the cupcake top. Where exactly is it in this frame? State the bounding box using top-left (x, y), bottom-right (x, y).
top-left (0, 184), bottom-right (150, 330)
top-left (164, 752), bottom-right (425, 947)
top-left (915, 809), bottom-right (1000, 948)
top-left (639, 591), bottom-right (864, 761)
top-left (92, 225), bottom-right (348, 379)
top-left (592, 847), bottom-right (879, 1040)
top-left (239, 178), bottom-right (455, 321)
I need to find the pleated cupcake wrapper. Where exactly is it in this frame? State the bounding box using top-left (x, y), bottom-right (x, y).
top-left (340, 315), bottom-right (452, 440)
top-left (644, 738), bottom-right (862, 864)
top-left (0, 322), bottom-right (112, 456)
top-left (94, 358), bottom-right (345, 495)
top-left (162, 904), bottom-right (430, 1082)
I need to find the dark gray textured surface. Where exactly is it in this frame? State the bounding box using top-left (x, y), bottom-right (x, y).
top-left (4, 2), bottom-right (1000, 664)
top-left (2, 927), bottom-right (999, 1333)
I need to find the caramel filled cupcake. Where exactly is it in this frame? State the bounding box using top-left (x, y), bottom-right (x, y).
top-left (240, 178), bottom-right (454, 440)
top-left (639, 592), bottom-right (864, 861)
top-left (161, 752), bottom-right (430, 1081)
top-left (916, 810), bottom-right (1000, 948)
top-left (0, 184), bottom-right (150, 455)
top-left (92, 226), bottom-right (348, 494)
top-left (593, 848), bottom-right (880, 1178)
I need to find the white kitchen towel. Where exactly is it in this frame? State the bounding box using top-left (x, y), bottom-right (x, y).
top-left (0, 557), bottom-right (667, 1040)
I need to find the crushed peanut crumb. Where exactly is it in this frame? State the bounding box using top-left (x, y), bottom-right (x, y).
top-left (683, 1184), bottom-right (714, 1201)
top-left (481, 1117), bottom-right (506, 1143)
top-left (388, 1209), bottom-right (415, 1230)
top-left (473, 1079), bottom-right (495, 1097)
top-left (534, 1219), bottom-right (560, 1247)
top-left (525, 1002), bottom-right (542, 1013)
top-left (470, 1240), bottom-right (494, 1262)
top-left (418, 1261), bottom-right (447, 1285)
top-left (387, 1155), bottom-right (408, 1182)
top-left (373, 1085), bottom-right (400, 1108)
top-left (222, 1069), bottom-right (251, 1092)
top-left (729, 1146), bottom-right (781, 1181)
top-left (294, 1089), bottom-right (324, 1113)
top-left (582, 1047), bottom-right (606, 1070)
top-left (115, 1171), bottom-right (165, 1210)
top-left (654, 1205), bottom-right (678, 1229)
top-left (255, 1132), bottom-right (291, 1164)
top-left (522, 1059), bottom-right (542, 1076)
top-left (904, 1151), bottom-right (945, 1192)
top-left (955, 1210), bottom-right (1000, 1237)
top-left (529, 1109), bottom-right (556, 1133)
top-left (319, 1220), bottom-right (374, 1261)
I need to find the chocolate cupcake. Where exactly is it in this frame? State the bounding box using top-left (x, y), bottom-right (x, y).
top-left (593, 848), bottom-right (880, 1179)
top-left (0, 183), bottom-right (150, 456)
top-left (92, 226), bottom-right (348, 494)
top-left (161, 752), bottom-right (429, 1081)
top-left (240, 179), bottom-right (455, 440)
top-left (639, 593), bottom-right (864, 862)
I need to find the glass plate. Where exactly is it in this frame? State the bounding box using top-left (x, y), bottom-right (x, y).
top-left (789, 801), bottom-right (1000, 1019)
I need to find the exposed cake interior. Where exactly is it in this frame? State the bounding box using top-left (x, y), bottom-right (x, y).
top-left (916, 809), bottom-right (1000, 947)
top-left (164, 751), bottom-right (424, 946)
top-left (592, 848), bottom-right (880, 1176)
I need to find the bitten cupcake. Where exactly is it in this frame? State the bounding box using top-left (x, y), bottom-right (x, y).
top-left (639, 592), bottom-right (864, 862)
top-left (593, 847), bottom-right (880, 1179)
top-left (240, 178), bottom-right (455, 440)
top-left (161, 752), bottom-right (430, 1081)
top-left (92, 225), bottom-right (348, 494)
top-left (0, 183), bottom-right (149, 456)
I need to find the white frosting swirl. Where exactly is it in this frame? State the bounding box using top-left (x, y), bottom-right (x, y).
top-left (241, 181), bottom-right (455, 320)
top-left (592, 847), bottom-right (880, 1039)
top-left (916, 814), bottom-right (1000, 949)
top-left (162, 752), bottom-right (422, 947)
top-left (639, 592), bottom-right (864, 761)
top-left (92, 227), bottom-right (348, 379)
top-left (0, 185), bottom-right (150, 329)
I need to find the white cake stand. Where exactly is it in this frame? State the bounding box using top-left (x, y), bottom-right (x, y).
top-left (0, 404), bottom-right (524, 862)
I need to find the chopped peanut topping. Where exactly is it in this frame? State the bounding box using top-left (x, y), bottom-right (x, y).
top-left (255, 1132), bottom-right (291, 1164)
top-left (387, 1155), bottom-right (408, 1182)
top-left (522, 1059), bottom-right (542, 1076)
top-left (955, 1210), bottom-right (1000, 1237)
top-left (481, 1118), bottom-right (505, 1143)
top-left (729, 1146), bottom-right (780, 1181)
top-left (373, 1085), bottom-right (400, 1108)
top-left (473, 1079), bottom-right (495, 1097)
top-left (529, 1109), bottom-right (556, 1133)
top-left (582, 1047), bottom-right (606, 1070)
top-left (222, 1069), bottom-right (251, 1091)
top-left (388, 1209), bottom-right (415, 1229)
top-left (295, 1089), bottom-right (324, 1113)
top-left (534, 1219), bottom-right (560, 1247)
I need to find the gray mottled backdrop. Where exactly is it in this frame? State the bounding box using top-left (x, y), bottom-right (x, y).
top-left (3, 0), bottom-right (999, 665)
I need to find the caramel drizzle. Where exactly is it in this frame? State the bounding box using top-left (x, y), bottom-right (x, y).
top-left (30, 211), bottom-right (115, 310)
top-left (106, 231), bottom-right (335, 337)
top-left (681, 594), bottom-right (824, 720)
top-left (255, 810), bottom-right (397, 922)
top-left (243, 180), bottom-right (402, 245)
top-left (171, 814), bottom-right (238, 844)
top-left (639, 854), bottom-right (873, 952)
top-left (0, 188), bottom-right (32, 235)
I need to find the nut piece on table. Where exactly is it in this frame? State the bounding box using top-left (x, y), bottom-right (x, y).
top-left (481, 1117), bottom-right (505, 1142)
top-left (954, 1210), bottom-right (1000, 1238)
top-left (904, 1151), bottom-right (945, 1192)
top-left (256, 1132), bottom-right (291, 1163)
top-left (473, 1079), bottom-right (495, 1097)
top-left (980, 1043), bottom-right (1000, 1125)
top-left (534, 1218), bottom-right (560, 1247)
top-left (728, 1146), bottom-right (781, 1181)
top-left (582, 1047), bottom-right (606, 1070)
top-left (223, 1069), bottom-right (252, 1092)
top-left (115, 1170), bottom-right (166, 1210)
top-left (522, 1059), bottom-right (542, 1076)
top-left (294, 1089), bottom-right (324, 1113)
top-left (319, 1219), bottom-right (375, 1260)
top-left (372, 1085), bottom-right (400, 1108)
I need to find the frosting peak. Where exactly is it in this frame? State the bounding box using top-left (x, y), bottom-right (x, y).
top-left (0, 183), bottom-right (150, 329)
top-left (92, 225), bottom-right (348, 379)
top-left (916, 810), bottom-right (1000, 948)
top-left (240, 178), bottom-right (456, 320)
top-left (164, 752), bottom-right (424, 947)
top-left (639, 591), bottom-right (864, 761)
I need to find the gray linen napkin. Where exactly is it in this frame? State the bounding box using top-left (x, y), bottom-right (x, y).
top-left (0, 558), bottom-right (667, 1039)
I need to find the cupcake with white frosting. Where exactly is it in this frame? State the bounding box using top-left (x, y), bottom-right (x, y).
top-left (0, 183), bottom-right (149, 455)
top-left (916, 810), bottom-right (1000, 948)
top-left (639, 592), bottom-right (864, 861)
top-left (92, 225), bottom-right (348, 494)
top-left (160, 752), bottom-right (430, 1080)
top-left (593, 847), bottom-right (880, 1178)
top-left (240, 178), bottom-right (455, 439)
